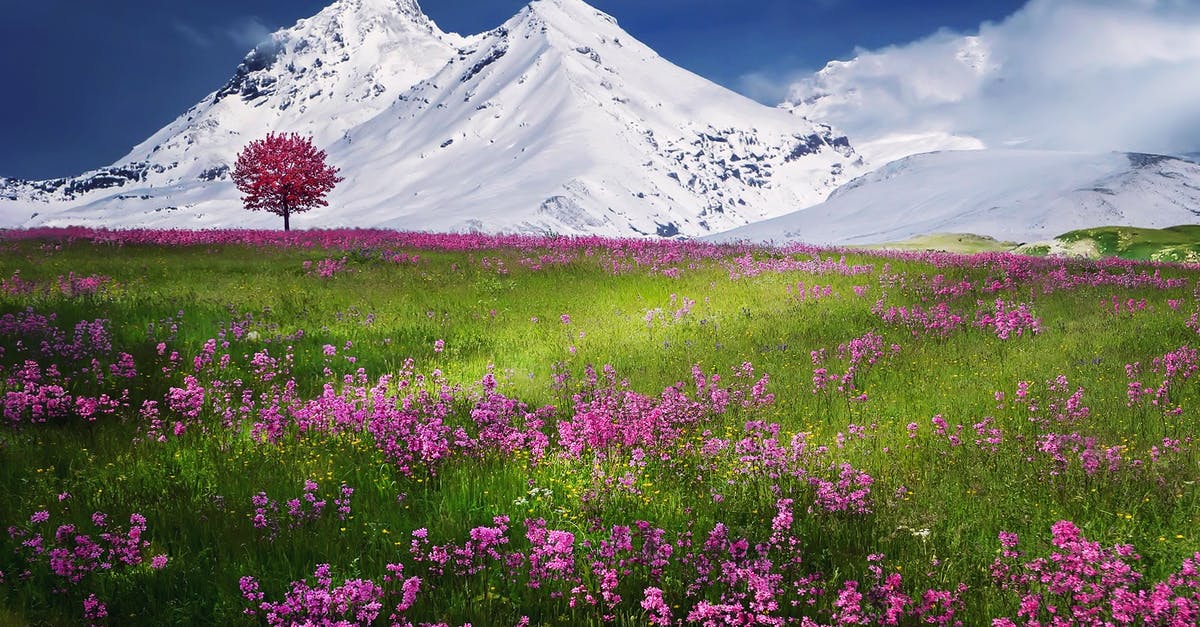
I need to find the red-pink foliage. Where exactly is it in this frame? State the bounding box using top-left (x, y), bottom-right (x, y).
top-left (231, 133), bottom-right (342, 231)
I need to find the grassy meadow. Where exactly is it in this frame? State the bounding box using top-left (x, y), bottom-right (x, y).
top-left (1050, 225), bottom-right (1200, 262)
top-left (0, 228), bottom-right (1198, 625)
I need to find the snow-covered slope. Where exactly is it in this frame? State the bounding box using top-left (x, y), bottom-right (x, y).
top-left (709, 150), bottom-right (1200, 246)
top-left (307, 0), bottom-right (859, 236)
top-left (1, 0), bottom-right (862, 236)
top-left (2, 0), bottom-right (459, 220)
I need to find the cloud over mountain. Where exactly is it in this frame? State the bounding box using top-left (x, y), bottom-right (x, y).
top-left (785, 0), bottom-right (1200, 162)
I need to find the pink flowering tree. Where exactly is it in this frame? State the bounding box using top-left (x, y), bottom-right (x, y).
top-left (232, 133), bottom-right (342, 231)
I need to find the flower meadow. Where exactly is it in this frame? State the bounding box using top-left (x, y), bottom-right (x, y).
top-left (0, 227), bottom-right (1198, 625)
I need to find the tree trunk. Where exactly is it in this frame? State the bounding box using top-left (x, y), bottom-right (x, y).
top-left (283, 206), bottom-right (290, 232)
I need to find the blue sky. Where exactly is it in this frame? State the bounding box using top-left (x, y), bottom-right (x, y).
top-left (0, 0), bottom-right (1030, 180)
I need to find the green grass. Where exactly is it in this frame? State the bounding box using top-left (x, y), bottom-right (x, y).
top-left (1, 235), bottom-right (1199, 624)
top-left (1050, 224), bottom-right (1200, 261)
top-left (872, 225), bottom-right (1200, 262)
top-left (864, 232), bottom-right (1019, 254)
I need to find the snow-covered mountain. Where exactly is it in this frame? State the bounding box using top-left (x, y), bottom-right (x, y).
top-left (709, 150), bottom-right (1200, 246)
top-left (740, 8), bottom-right (1200, 248)
top-left (0, 0), bottom-right (862, 237)
top-left (2, 0), bottom-right (460, 213)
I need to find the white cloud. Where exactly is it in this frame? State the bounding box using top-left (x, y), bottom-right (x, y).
top-left (225, 17), bottom-right (273, 49)
top-left (172, 21), bottom-right (212, 48)
top-left (785, 0), bottom-right (1200, 159)
top-left (737, 67), bottom-right (813, 105)
top-left (171, 17), bottom-right (274, 52)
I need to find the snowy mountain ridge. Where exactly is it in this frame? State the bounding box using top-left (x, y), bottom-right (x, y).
top-left (3, 0), bottom-right (460, 205)
top-left (0, 0), bottom-right (862, 237)
top-left (709, 149), bottom-right (1200, 246)
top-left (314, 0), bottom-right (859, 236)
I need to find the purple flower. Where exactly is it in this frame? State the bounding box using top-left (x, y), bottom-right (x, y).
top-left (83, 594), bottom-right (107, 621)
top-left (641, 587), bottom-right (672, 625)
top-left (999, 531), bottom-right (1019, 549)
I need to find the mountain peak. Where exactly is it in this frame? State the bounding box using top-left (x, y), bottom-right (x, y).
top-left (520, 0), bottom-right (621, 31)
top-left (4, 0), bottom-right (863, 238)
top-left (327, 0), bottom-right (427, 18)
top-left (528, 0), bottom-right (610, 15)
top-left (207, 0), bottom-right (449, 110)
top-left (304, 0), bottom-right (437, 35)
top-left (107, 0), bottom-right (458, 179)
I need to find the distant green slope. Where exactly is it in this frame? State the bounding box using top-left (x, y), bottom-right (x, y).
top-left (1049, 225), bottom-right (1200, 262)
top-left (866, 225), bottom-right (1200, 261)
top-left (856, 233), bottom-right (1018, 254)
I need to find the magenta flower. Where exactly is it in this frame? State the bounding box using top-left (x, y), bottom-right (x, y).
top-left (82, 594), bottom-right (107, 621)
top-left (641, 587), bottom-right (672, 625)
